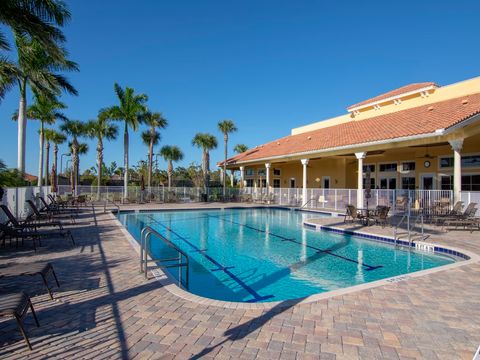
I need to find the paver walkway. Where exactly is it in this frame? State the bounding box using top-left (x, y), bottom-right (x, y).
top-left (1, 205), bottom-right (479, 359)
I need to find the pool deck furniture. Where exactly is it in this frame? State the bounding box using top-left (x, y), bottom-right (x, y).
top-left (344, 204), bottom-right (366, 224)
top-left (0, 263), bottom-right (60, 300)
top-left (0, 292), bottom-right (40, 350)
top-left (0, 205), bottom-right (63, 231)
top-left (0, 223), bottom-right (75, 251)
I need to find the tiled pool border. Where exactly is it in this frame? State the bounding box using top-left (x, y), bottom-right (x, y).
top-left (110, 207), bottom-right (480, 310)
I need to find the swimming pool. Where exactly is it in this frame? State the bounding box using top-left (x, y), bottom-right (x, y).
top-left (118, 208), bottom-right (456, 303)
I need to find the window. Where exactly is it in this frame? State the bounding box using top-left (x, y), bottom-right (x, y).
top-left (257, 169), bottom-right (266, 176)
top-left (379, 163), bottom-right (397, 172)
top-left (401, 177), bottom-right (416, 190)
top-left (273, 179), bottom-right (281, 188)
top-left (401, 161), bottom-right (416, 171)
top-left (440, 175), bottom-right (453, 190)
top-left (362, 178), bottom-right (375, 189)
top-left (257, 179), bottom-right (266, 187)
top-left (463, 155), bottom-right (480, 168)
top-left (440, 155), bottom-right (480, 168)
top-left (462, 174), bottom-right (480, 191)
top-left (273, 168), bottom-right (281, 176)
top-left (245, 169), bottom-right (254, 176)
top-left (363, 164), bottom-right (375, 173)
top-left (245, 179), bottom-right (254, 187)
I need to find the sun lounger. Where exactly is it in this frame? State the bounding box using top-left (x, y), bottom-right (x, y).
top-left (0, 291), bottom-right (40, 350)
top-left (0, 223), bottom-right (75, 251)
top-left (0, 262), bottom-right (60, 300)
top-left (0, 205), bottom-right (63, 231)
top-left (436, 202), bottom-right (477, 226)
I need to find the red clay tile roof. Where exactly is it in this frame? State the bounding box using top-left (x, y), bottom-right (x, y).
top-left (347, 82), bottom-right (438, 110)
top-left (223, 94), bottom-right (480, 165)
top-left (23, 173), bottom-right (37, 182)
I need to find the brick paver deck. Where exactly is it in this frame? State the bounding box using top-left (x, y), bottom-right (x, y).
top-left (1, 204), bottom-right (479, 359)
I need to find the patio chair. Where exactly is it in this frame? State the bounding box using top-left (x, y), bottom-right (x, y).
top-left (0, 205), bottom-right (63, 231)
top-left (0, 223), bottom-right (75, 251)
top-left (0, 291), bottom-right (40, 350)
top-left (436, 202), bottom-right (478, 226)
top-left (371, 206), bottom-right (390, 228)
top-left (344, 205), bottom-right (365, 224)
top-left (0, 262), bottom-right (60, 300)
top-left (396, 196), bottom-right (408, 212)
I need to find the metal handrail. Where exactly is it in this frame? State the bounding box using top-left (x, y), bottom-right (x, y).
top-left (393, 198), bottom-right (427, 245)
top-left (140, 225), bottom-right (189, 289)
top-left (301, 198), bottom-right (317, 209)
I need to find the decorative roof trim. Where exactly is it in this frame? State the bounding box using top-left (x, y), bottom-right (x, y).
top-left (347, 84), bottom-right (437, 112)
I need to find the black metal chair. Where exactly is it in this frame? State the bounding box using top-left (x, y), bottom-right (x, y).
top-left (0, 292), bottom-right (40, 350)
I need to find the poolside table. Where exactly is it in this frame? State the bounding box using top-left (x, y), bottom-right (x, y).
top-left (356, 208), bottom-right (376, 226)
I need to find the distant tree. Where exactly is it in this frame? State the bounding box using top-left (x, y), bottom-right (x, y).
top-left (21, 95), bottom-right (67, 186)
top-left (234, 144), bottom-right (248, 154)
top-left (218, 120), bottom-right (237, 196)
top-left (192, 133), bottom-right (218, 193)
top-left (159, 145), bottom-right (184, 189)
top-left (105, 83), bottom-right (148, 197)
top-left (60, 120), bottom-right (86, 192)
top-left (86, 111), bottom-right (118, 198)
top-left (44, 128), bottom-right (66, 186)
top-left (141, 111), bottom-right (167, 189)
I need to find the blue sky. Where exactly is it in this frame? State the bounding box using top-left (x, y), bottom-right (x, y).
top-left (1, 0), bottom-right (480, 174)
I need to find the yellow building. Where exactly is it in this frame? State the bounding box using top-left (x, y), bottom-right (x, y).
top-left (222, 76), bottom-right (480, 206)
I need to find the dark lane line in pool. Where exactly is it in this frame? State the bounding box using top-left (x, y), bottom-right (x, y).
top-left (209, 214), bottom-right (382, 271)
top-left (145, 215), bottom-right (274, 302)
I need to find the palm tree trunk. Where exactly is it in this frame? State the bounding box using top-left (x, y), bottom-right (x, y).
top-left (203, 150), bottom-right (210, 193)
top-left (148, 136), bottom-right (153, 190)
top-left (97, 137), bottom-right (103, 200)
top-left (17, 79), bottom-right (27, 173)
top-left (167, 160), bottom-right (173, 190)
top-left (45, 141), bottom-right (50, 186)
top-left (53, 144), bottom-right (58, 189)
top-left (123, 122), bottom-right (129, 199)
top-left (72, 140), bottom-right (79, 195)
top-left (223, 134), bottom-right (227, 196)
top-left (37, 121), bottom-right (45, 186)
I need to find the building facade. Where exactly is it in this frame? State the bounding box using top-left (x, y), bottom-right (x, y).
top-left (221, 76), bottom-right (480, 205)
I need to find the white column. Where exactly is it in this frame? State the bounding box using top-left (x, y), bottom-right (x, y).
top-left (355, 152), bottom-right (366, 208)
top-left (265, 163), bottom-right (271, 194)
top-left (240, 166), bottom-right (245, 188)
top-left (449, 139), bottom-right (464, 203)
top-left (301, 159), bottom-right (309, 206)
top-left (219, 168), bottom-right (224, 184)
top-left (230, 170), bottom-right (234, 187)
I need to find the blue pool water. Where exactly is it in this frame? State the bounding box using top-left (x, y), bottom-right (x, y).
top-left (118, 208), bottom-right (455, 303)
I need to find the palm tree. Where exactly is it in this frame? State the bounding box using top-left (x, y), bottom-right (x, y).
top-left (234, 144), bottom-right (248, 154)
top-left (159, 145), bottom-right (184, 189)
top-left (192, 133), bottom-right (218, 193)
top-left (105, 83), bottom-right (148, 198)
top-left (13, 34), bottom-right (78, 173)
top-left (86, 111), bottom-right (118, 199)
top-left (218, 120), bottom-right (237, 195)
top-left (0, 0), bottom-right (70, 58)
top-left (0, 57), bottom-right (18, 103)
top-left (60, 120), bottom-right (86, 194)
top-left (75, 142), bottom-right (88, 187)
top-left (48, 130), bottom-right (66, 188)
top-left (141, 112), bottom-right (167, 189)
top-left (24, 95), bottom-right (67, 186)
top-left (43, 128), bottom-right (65, 186)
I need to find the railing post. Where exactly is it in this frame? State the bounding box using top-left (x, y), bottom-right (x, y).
top-left (334, 189), bottom-right (337, 211)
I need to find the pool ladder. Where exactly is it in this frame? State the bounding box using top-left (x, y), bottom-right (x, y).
top-left (140, 226), bottom-right (189, 289)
